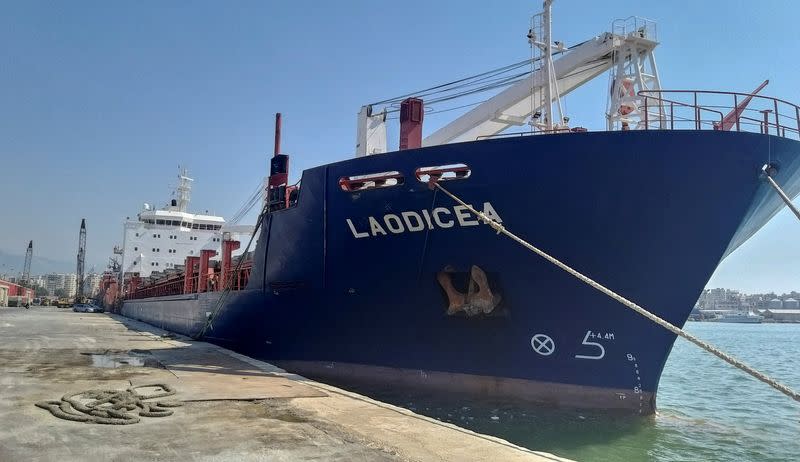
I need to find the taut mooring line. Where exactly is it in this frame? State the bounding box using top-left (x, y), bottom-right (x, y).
top-left (432, 181), bottom-right (800, 404)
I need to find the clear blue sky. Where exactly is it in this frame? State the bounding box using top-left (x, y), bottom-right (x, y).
top-left (2, 1), bottom-right (800, 292)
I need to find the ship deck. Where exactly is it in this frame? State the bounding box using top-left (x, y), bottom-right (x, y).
top-left (0, 306), bottom-right (570, 462)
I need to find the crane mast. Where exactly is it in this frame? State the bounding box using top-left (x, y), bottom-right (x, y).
top-left (355, 3), bottom-right (662, 153)
top-left (76, 219), bottom-right (86, 302)
top-left (21, 240), bottom-right (32, 287)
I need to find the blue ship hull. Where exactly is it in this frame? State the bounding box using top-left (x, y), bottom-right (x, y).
top-left (123, 130), bottom-right (800, 414)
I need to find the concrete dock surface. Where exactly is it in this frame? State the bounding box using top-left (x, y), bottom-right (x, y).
top-left (0, 307), bottom-right (572, 462)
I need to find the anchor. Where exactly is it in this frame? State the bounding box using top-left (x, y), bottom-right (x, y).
top-left (437, 265), bottom-right (502, 316)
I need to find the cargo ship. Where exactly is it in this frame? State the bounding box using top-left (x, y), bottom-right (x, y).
top-left (118, 3), bottom-right (800, 414)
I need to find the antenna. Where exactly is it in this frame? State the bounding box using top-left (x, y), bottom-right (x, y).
top-left (175, 167), bottom-right (194, 212)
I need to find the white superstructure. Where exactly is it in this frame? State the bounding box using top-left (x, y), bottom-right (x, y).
top-left (120, 170), bottom-right (254, 278)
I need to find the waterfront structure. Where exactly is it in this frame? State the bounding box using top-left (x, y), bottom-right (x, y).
top-left (763, 309), bottom-right (800, 322)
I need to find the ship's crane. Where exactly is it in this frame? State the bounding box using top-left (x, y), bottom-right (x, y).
top-left (21, 241), bottom-right (32, 287)
top-left (356, 2), bottom-right (663, 154)
top-left (76, 219), bottom-right (86, 303)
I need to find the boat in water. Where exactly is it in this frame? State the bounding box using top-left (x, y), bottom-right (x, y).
top-left (118, 3), bottom-right (800, 415)
top-left (717, 311), bottom-right (765, 323)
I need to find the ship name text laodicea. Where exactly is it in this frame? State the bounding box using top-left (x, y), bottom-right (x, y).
top-left (346, 202), bottom-right (502, 238)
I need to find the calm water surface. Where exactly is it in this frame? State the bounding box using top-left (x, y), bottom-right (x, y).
top-left (355, 323), bottom-right (800, 461)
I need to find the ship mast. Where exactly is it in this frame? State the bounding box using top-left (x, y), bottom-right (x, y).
top-left (530, 0), bottom-right (564, 131)
top-left (175, 168), bottom-right (193, 212)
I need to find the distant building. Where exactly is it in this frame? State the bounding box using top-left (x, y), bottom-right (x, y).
top-left (44, 273), bottom-right (78, 297)
top-left (31, 275), bottom-right (46, 290)
top-left (697, 288), bottom-right (747, 311)
top-left (0, 278), bottom-right (34, 306)
top-left (45, 274), bottom-right (64, 296)
top-left (764, 309), bottom-right (800, 322)
top-left (64, 274), bottom-right (77, 297)
top-left (783, 298), bottom-right (799, 309)
top-left (768, 299), bottom-right (783, 310)
top-left (84, 273), bottom-right (102, 297)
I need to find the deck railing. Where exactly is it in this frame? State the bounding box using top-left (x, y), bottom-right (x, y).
top-left (125, 260), bottom-right (253, 300)
top-left (474, 89), bottom-right (800, 141)
top-left (640, 89), bottom-right (800, 140)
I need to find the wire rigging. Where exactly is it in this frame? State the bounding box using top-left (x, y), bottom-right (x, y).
top-left (368, 57), bottom-right (536, 106)
top-left (368, 41), bottom-right (597, 118)
top-left (228, 181), bottom-right (264, 225)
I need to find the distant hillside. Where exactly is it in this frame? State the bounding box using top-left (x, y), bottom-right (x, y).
top-left (0, 249), bottom-right (76, 276)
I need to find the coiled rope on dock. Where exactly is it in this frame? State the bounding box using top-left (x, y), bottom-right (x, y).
top-left (432, 181), bottom-right (800, 404)
top-left (35, 383), bottom-right (182, 425)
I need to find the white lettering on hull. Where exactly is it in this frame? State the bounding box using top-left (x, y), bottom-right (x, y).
top-left (402, 211), bottom-right (425, 232)
top-left (347, 202), bottom-right (502, 238)
top-left (346, 219), bottom-right (369, 239)
top-left (368, 216), bottom-right (387, 236)
top-left (432, 207), bottom-right (454, 228)
top-left (384, 214), bottom-right (404, 234)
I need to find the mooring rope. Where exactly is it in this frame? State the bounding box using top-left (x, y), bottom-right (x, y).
top-left (35, 383), bottom-right (182, 425)
top-left (432, 181), bottom-right (800, 404)
top-left (194, 201), bottom-right (270, 340)
top-left (762, 164), bottom-right (800, 222)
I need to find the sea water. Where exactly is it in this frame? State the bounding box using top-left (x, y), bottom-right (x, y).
top-left (357, 323), bottom-right (800, 461)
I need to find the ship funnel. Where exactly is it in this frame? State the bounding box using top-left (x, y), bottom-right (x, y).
top-left (274, 112), bottom-right (282, 157)
top-left (267, 112), bottom-right (290, 212)
top-left (399, 98), bottom-right (424, 150)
